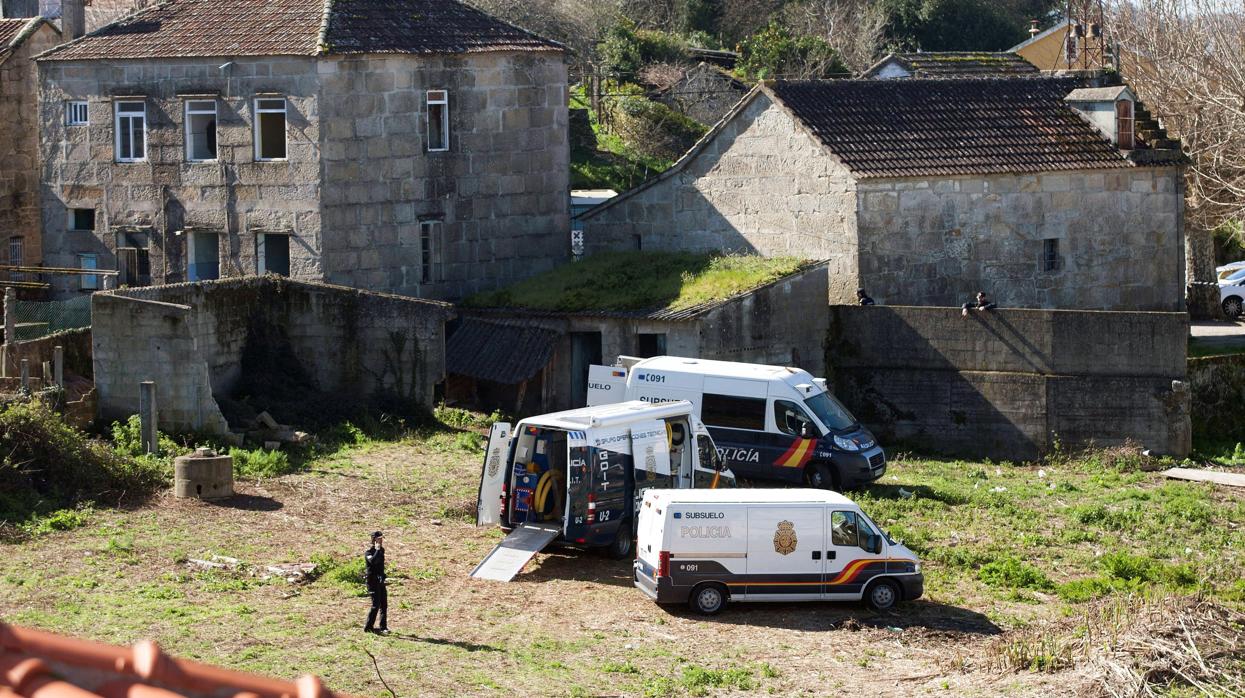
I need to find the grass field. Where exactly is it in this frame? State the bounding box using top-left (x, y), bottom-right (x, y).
top-left (2, 423), bottom-right (1243, 697)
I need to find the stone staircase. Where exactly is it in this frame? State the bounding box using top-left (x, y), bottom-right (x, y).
top-left (1133, 102), bottom-right (1181, 150)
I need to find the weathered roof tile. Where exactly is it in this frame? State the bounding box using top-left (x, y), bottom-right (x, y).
top-left (864, 52), bottom-right (1039, 78)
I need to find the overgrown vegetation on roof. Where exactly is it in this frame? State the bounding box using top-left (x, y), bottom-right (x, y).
top-left (464, 252), bottom-right (809, 312)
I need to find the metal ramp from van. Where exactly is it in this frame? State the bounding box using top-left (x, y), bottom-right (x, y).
top-left (469, 523), bottom-right (561, 582)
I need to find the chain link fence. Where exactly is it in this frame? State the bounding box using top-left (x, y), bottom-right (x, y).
top-left (9, 295), bottom-right (92, 341)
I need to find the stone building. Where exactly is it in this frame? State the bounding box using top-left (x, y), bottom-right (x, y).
top-left (37, 0), bottom-right (570, 300)
top-left (0, 15), bottom-right (59, 278)
top-left (580, 76), bottom-right (1188, 311)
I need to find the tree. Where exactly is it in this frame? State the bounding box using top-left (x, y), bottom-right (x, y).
top-left (781, 0), bottom-right (888, 73)
top-left (598, 20), bottom-right (691, 81)
top-left (877, 0), bottom-right (1051, 51)
top-left (1109, 0), bottom-right (1245, 233)
top-left (735, 21), bottom-right (848, 79)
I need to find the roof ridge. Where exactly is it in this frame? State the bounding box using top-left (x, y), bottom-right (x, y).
top-left (317, 0), bottom-right (333, 53)
top-left (34, 0), bottom-right (174, 60)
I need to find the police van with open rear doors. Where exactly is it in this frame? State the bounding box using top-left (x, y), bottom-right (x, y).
top-left (471, 401), bottom-right (735, 582)
top-left (634, 488), bottom-right (922, 614)
top-left (587, 356), bottom-right (886, 490)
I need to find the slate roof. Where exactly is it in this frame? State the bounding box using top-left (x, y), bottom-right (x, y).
top-left (446, 318), bottom-right (561, 384)
top-left (863, 52), bottom-right (1039, 78)
top-left (767, 77), bottom-right (1134, 178)
top-left (40, 0), bottom-right (562, 61)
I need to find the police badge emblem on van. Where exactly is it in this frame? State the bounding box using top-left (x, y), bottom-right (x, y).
top-left (773, 520), bottom-right (798, 555)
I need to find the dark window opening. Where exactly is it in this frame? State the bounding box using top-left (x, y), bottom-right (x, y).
top-left (189, 231), bottom-right (220, 281)
top-left (701, 393), bottom-right (766, 431)
top-left (258, 233), bottom-right (290, 276)
top-left (419, 221), bottom-right (440, 283)
top-left (636, 333), bottom-right (667, 358)
top-left (71, 208), bottom-right (95, 232)
top-left (1043, 238), bottom-right (1060, 272)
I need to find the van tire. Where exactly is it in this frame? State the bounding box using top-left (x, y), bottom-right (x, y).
top-left (866, 578), bottom-right (900, 611)
top-left (606, 526), bottom-right (635, 560)
top-left (689, 583), bottom-right (728, 615)
top-left (804, 463), bottom-right (838, 491)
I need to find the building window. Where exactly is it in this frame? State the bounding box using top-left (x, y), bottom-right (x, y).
top-left (114, 101), bottom-right (146, 162)
top-left (185, 99), bottom-right (217, 162)
top-left (636, 333), bottom-right (667, 358)
top-left (187, 231), bottom-right (220, 281)
top-left (116, 230), bottom-right (151, 286)
top-left (1043, 238), bottom-right (1060, 272)
top-left (257, 233), bottom-right (290, 276)
top-left (254, 98), bottom-right (287, 161)
top-left (419, 220), bottom-right (440, 283)
top-left (426, 90), bottom-right (448, 152)
top-left (78, 254), bottom-right (99, 290)
top-left (7, 236), bottom-right (23, 267)
top-left (1115, 100), bottom-right (1135, 150)
top-left (65, 101), bottom-right (88, 126)
top-left (69, 208), bottom-right (95, 231)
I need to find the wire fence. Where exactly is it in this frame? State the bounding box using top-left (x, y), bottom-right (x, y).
top-left (9, 295), bottom-right (92, 341)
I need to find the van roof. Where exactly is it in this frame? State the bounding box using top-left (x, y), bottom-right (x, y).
top-left (645, 488), bottom-right (858, 507)
top-left (633, 356), bottom-right (818, 387)
top-left (517, 400), bottom-right (694, 430)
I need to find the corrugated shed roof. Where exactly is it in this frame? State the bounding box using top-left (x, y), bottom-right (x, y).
top-left (768, 77), bottom-right (1135, 178)
top-left (0, 622), bottom-right (354, 698)
top-left (863, 52), bottom-right (1039, 78)
top-left (40, 0), bottom-right (561, 61)
top-left (446, 319), bottom-right (561, 384)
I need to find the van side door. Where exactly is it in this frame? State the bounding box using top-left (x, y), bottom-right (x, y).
top-left (743, 506), bottom-right (826, 600)
top-left (825, 509), bottom-right (887, 600)
top-left (630, 419), bottom-right (674, 515)
top-left (476, 422), bottom-right (512, 526)
top-left (587, 427), bottom-right (631, 541)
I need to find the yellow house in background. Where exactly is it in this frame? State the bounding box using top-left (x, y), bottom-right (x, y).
top-left (1011, 19), bottom-right (1113, 71)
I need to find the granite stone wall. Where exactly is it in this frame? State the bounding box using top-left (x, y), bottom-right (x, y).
top-left (92, 277), bottom-right (452, 434)
top-left (582, 93), bottom-right (861, 303)
top-left (827, 305), bottom-right (1191, 460)
top-left (0, 21), bottom-right (59, 272)
top-left (854, 169), bottom-right (1187, 311)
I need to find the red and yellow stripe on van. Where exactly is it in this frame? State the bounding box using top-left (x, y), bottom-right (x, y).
top-left (774, 438), bottom-right (817, 468)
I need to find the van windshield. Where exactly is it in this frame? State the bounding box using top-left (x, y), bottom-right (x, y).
top-left (804, 392), bottom-right (858, 431)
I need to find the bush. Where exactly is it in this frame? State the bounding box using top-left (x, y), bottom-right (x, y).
top-left (229, 447), bottom-right (294, 478)
top-left (0, 401), bottom-right (167, 522)
top-left (600, 83), bottom-right (708, 162)
top-left (309, 553), bottom-right (367, 592)
top-left (978, 556), bottom-right (1054, 591)
top-left (111, 414), bottom-right (183, 458)
top-left (598, 22), bottom-right (688, 81)
top-left (735, 22), bottom-right (845, 80)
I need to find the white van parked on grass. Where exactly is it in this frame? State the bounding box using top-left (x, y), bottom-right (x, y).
top-left (588, 356), bottom-right (886, 490)
top-left (634, 488), bottom-right (922, 614)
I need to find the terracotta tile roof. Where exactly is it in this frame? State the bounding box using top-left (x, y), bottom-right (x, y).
top-left (0, 623), bottom-right (354, 698)
top-left (767, 77), bottom-right (1135, 178)
top-left (324, 0), bottom-right (562, 54)
top-left (863, 52), bottom-right (1039, 78)
top-left (0, 17), bottom-right (45, 52)
top-left (40, 0), bottom-right (561, 61)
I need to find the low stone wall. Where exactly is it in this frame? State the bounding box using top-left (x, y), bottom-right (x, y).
top-left (93, 277), bottom-right (453, 434)
top-left (1187, 354), bottom-right (1245, 444)
top-left (2, 327), bottom-right (93, 379)
top-left (828, 306), bottom-right (1190, 460)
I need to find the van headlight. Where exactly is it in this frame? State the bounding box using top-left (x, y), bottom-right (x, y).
top-left (833, 435), bottom-right (862, 451)
top-left (914, 562), bottom-right (921, 574)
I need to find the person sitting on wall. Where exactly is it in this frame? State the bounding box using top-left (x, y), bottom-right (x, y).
top-left (962, 291), bottom-right (997, 318)
top-left (856, 289), bottom-right (876, 306)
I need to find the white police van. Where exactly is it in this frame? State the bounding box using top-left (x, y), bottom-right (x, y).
top-left (587, 356), bottom-right (886, 490)
top-left (634, 488), bottom-right (922, 614)
top-left (471, 401), bottom-right (735, 582)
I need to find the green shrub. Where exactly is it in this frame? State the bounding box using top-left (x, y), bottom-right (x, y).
top-left (110, 414), bottom-right (182, 458)
top-left (229, 447), bottom-right (294, 478)
top-left (597, 22), bottom-right (688, 81)
top-left (1100, 552), bottom-right (1158, 582)
top-left (434, 404), bottom-right (504, 431)
top-left (0, 401), bottom-right (167, 522)
top-left (22, 506), bottom-right (92, 535)
top-left (735, 22), bottom-right (845, 80)
top-left (599, 83), bottom-right (708, 162)
top-left (1055, 576), bottom-right (1116, 602)
top-left (679, 665), bottom-right (754, 693)
top-left (309, 553), bottom-right (367, 590)
top-left (977, 556), bottom-right (1054, 591)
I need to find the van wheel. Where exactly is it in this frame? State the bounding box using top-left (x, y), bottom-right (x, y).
top-left (606, 526), bottom-right (634, 560)
top-left (804, 463), bottom-right (838, 490)
top-left (689, 583), bottom-right (728, 615)
top-left (866, 579), bottom-right (900, 611)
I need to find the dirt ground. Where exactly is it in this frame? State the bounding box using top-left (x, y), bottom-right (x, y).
top-left (1, 438), bottom-right (1239, 697)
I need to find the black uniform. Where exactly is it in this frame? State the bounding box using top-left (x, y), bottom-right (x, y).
top-left (364, 545), bottom-right (387, 632)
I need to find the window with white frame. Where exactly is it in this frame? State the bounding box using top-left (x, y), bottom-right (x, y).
top-left (256, 232), bottom-right (290, 276)
top-left (427, 90), bottom-right (448, 152)
top-left (254, 98), bottom-right (287, 161)
top-left (66, 101), bottom-right (88, 126)
top-left (419, 220), bottom-right (440, 283)
top-left (78, 254), bottom-right (99, 290)
top-left (114, 101), bottom-right (146, 162)
top-left (185, 99), bottom-right (218, 161)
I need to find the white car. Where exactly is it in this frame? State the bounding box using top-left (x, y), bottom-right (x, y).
top-left (1221, 279), bottom-right (1245, 317)
top-left (1218, 262), bottom-right (1245, 281)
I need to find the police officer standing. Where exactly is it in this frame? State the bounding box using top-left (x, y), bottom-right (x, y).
top-left (364, 531), bottom-right (389, 635)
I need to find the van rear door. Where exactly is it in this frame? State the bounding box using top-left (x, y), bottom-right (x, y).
top-left (475, 422), bottom-right (512, 526)
top-left (586, 365), bottom-right (628, 406)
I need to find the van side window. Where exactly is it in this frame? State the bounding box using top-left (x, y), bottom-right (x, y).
top-left (702, 393), bottom-right (766, 430)
top-left (831, 511), bottom-right (860, 546)
top-left (774, 400), bottom-right (814, 436)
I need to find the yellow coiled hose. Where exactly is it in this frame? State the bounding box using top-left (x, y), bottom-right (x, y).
top-left (533, 468), bottom-right (565, 521)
